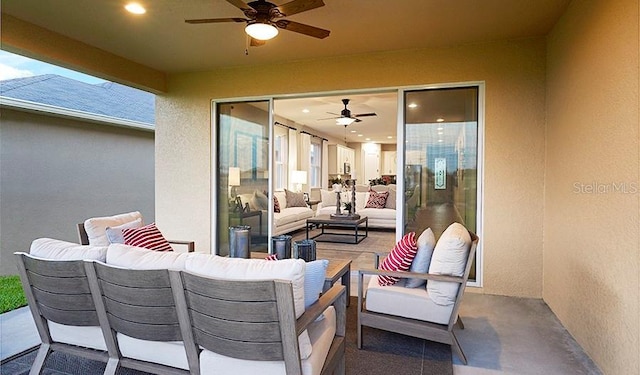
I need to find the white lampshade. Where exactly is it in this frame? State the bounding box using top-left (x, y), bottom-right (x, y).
top-left (336, 117), bottom-right (356, 126)
top-left (245, 22), bottom-right (279, 41)
top-left (228, 167), bottom-right (241, 186)
top-left (291, 170), bottom-right (307, 184)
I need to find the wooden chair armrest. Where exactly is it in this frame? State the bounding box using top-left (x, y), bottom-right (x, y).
top-left (358, 268), bottom-right (465, 284)
top-left (168, 240), bottom-right (195, 252)
top-left (296, 284), bottom-right (346, 336)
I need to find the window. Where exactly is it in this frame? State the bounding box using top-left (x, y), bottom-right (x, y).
top-left (274, 134), bottom-right (287, 189)
top-left (310, 141), bottom-right (322, 187)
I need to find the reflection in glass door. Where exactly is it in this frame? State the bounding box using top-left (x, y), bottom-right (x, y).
top-left (403, 86), bottom-right (480, 281)
top-left (215, 101), bottom-right (270, 255)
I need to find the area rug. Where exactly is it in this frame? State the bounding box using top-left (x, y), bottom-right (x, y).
top-left (1, 297), bottom-right (452, 375)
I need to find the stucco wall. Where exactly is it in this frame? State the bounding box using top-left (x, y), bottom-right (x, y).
top-left (544, 0), bottom-right (640, 373)
top-left (156, 37), bottom-right (547, 297)
top-left (0, 109), bottom-right (155, 275)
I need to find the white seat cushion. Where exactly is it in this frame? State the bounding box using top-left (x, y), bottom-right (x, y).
top-left (199, 306), bottom-right (336, 375)
top-left (359, 208), bottom-right (396, 220)
top-left (366, 277), bottom-right (453, 325)
top-left (30, 238), bottom-right (108, 261)
top-left (117, 333), bottom-right (190, 370)
top-left (274, 211), bottom-right (299, 226)
top-left (47, 322), bottom-right (107, 351)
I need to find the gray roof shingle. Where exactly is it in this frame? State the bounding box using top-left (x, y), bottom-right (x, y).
top-left (0, 74), bottom-right (155, 125)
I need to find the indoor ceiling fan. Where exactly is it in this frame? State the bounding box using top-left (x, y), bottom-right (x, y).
top-left (319, 99), bottom-right (377, 125)
top-left (185, 0), bottom-right (330, 46)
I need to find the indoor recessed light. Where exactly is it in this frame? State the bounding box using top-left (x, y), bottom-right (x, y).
top-left (408, 103), bottom-right (418, 108)
top-left (302, 109), bottom-right (310, 113)
top-left (125, 2), bottom-right (146, 14)
top-left (437, 127), bottom-right (444, 131)
top-left (357, 134), bottom-right (363, 137)
top-left (365, 138), bottom-right (371, 141)
top-left (350, 130), bottom-right (357, 133)
top-left (438, 131), bottom-right (444, 135)
top-left (436, 118), bottom-right (445, 122)
top-left (438, 139), bottom-right (444, 143)
top-left (387, 136), bottom-right (393, 139)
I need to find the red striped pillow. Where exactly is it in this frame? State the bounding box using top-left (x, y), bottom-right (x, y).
top-left (378, 232), bottom-right (417, 286)
top-left (122, 223), bottom-right (173, 252)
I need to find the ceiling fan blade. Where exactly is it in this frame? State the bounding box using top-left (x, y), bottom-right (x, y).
top-left (250, 38), bottom-right (266, 47)
top-left (317, 116), bottom-right (340, 121)
top-left (185, 17), bottom-right (247, 24)
top-left (354, 118), bottom-right (363, 123)
top-left (276, 20), bottom-right (330, 39)
top-left (277, 0), bottom-right (325, 17)
top-left (226, 0), bottom-right (252, 11)
top-left (354, 112), bottom-right (377, 118)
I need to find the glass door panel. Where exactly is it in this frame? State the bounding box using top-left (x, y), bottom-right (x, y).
top-left (215, 101), bottom-right (270, 255)
top-left (403, 87), bottom-right (480, 280)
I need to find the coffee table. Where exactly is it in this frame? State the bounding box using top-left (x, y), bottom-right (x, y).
top-left (306, 215), bottom-right (368, 244)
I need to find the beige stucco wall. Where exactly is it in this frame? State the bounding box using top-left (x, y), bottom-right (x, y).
top-left (544, 0), bottom-right (640, 373)
top-left (156, 37), bottom-right (547, 298)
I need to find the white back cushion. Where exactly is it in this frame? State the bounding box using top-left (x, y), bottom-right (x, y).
top-left (106, 243), bottom-right (190, 270)
top-left (427, 223), bottom-right (471, 305)
top-left (84, 211), bottom-right (142, 246)
top-left (30, 238), bottom-right (107, 261)
top-left (274, 191), bottom-right (287, 208)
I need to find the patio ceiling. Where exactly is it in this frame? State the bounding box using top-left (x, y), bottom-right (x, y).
top-left (1, 0), bottom-right (571, 73)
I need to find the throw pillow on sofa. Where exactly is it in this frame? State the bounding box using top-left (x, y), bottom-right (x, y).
top-left (378, 232), bottom-right (417, 286)
top-left (365, 190), bottom-right (388, 208)
top-left (122, 223), bottom-right (173, 252)
top-left (320, 189), bottom-right (337, 206)
top-left (427, 222), bottom-right (472, 305)
top-left (285, 189), bottom-right (307, 207)
top-left (405, 228), bottom-right (436, 288)
top-left (385, 188), bottom-right (396, 209)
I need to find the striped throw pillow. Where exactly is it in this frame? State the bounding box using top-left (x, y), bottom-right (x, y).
top-left (274, 196), bottom-right (281, 213)
top-left (122, 223), bottom-right (173, 252)
top-left (378, 232), bottom-right (417, 286)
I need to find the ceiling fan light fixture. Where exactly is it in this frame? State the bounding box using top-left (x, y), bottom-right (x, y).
top-left (336, 117), bottom-right (356, 126)
top-left (245, 22), bottom-right (279, 40)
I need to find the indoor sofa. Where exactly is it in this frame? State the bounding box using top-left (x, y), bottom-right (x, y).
top-left (315, 186), bottom-right (397, 229)
top-left (239, 189), bottom-right (314, 235)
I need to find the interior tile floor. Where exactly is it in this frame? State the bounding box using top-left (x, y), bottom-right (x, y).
top-left (351, 274), bottom-right (602, 375)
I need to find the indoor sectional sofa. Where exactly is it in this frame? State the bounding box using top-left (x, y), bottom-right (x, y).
top-left (315, 186), bottom-right (397, 229)
top-left (238, 190), bottom-right (314, 235)
top-left (19, 237), bottom-right (346, 375)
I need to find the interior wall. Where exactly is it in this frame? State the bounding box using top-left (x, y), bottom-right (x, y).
top-left (156, 37), bottom-right (547, 298)
top-left (544, 0), bottom-right (640, 373)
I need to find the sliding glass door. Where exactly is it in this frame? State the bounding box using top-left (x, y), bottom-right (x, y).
top-left (215, 100), bottom-right (270, 255)
top-left (403, 86), bottom-right (481, 281)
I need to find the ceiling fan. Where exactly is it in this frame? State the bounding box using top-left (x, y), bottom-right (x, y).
top-left (185, 0), bottom-right (330, 45)
top-left (319, 99), bottom-right (377, 125)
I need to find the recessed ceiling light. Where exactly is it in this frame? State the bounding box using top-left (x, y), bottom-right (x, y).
top-left (365, 138), bottom-right (371, 141)
top-left (350, 130), bottom-right (357, 133)
top-left (437, 127), bottom-right (444, 131)
top-left (408, 103), bottom-right (418, 108)
top-left (438, 139), bottom-right (444, 143)
top-left (387, 136), bottom-right (393, 139)
top-left (438, 131), bottom-right (444, 135)
top-left (357, 134), bottom-right (363, 137)
top-left (436, 118), bottom-right (445, 122)
top-left (125, 2), bottom-right (146, 14)
top-left (302, 109), bottom-right (310, 113)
